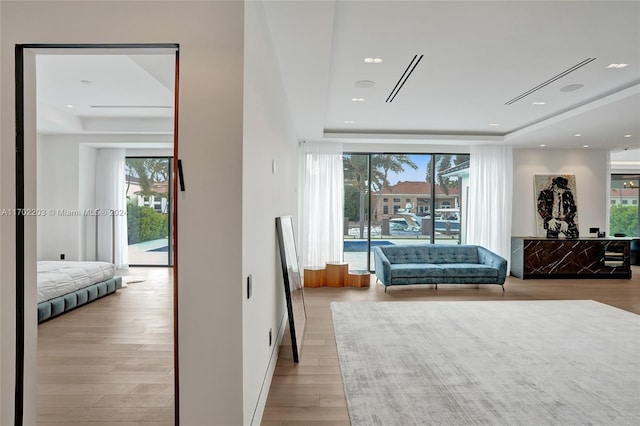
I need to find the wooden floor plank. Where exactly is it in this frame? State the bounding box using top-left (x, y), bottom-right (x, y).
top-left (36, 264), bottom-right (640, 425)
top-left (37, 267), bottom-right (175, 425)
top-left (263, 267), bottom-right (640, 424)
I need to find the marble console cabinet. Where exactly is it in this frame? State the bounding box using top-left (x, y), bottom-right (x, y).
top-left (511, 237), bottom-right (631, 279)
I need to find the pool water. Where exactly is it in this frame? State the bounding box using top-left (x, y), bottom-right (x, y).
top-left (343, 240), bottom-right (395, 252)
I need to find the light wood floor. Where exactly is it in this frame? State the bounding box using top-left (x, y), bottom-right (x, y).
top-left (262, 266), bottom-right (640, 425)
top-left (37, 267), bottom-right (175, 426)
top-left (35, 266), bottom-right (640, 425)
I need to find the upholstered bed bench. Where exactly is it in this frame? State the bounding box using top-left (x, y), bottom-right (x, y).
top-left (374, 244), bottom-right (507, 292)
top-left (37, 276), bottom-right (122, 323)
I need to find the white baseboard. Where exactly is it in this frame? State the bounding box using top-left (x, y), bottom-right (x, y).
top-left (249, 312), bottom-right (287, 425)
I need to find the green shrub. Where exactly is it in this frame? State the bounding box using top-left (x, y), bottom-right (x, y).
top-left (609, 204), bottom-right (638, 237)
top-left (127, 204), bottom-right (169, 244)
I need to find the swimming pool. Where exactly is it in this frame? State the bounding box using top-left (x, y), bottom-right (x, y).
top-left (343, 240), bottom-right (395, 252)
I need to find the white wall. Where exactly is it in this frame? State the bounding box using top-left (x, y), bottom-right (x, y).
top-left (342, 141), bottom-right (471, 154)
top-left (37, 135), bottom-right (82, 260)
top-left (0, 2), bottom-right (4, 421)
top-left (243, 2), bottom-right (298, 423)
top-left (37, 140), bottom-right (173, 262)
top-left (512, 149), bottom-right (609, 238)
top-left (1, 1), bottom-right (246, 425)
top-left (1, 46), bottom-right (38, 426)
top-left (125, 148), bottom-right (173, 157)
top-left (610, 147), bottom-right (640, 174)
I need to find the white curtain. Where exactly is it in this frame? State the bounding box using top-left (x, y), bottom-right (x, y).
top-left (466, 145), bottom-right (513, 265)
top-left (300, 142), bottom-right (344, 268)
top-left (95, 148), bottom-right (129, 269)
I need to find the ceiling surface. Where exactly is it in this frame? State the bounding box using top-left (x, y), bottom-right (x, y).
top-left (36, 52), bottom-right (176, 149)
top-left (35, 1), bottom-right (639, 155)
top-left (262, 0), bottom-right (640, 152)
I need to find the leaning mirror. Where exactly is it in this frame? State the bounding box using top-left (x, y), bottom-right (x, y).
top-left (276, 216), bottom-right (307, 362)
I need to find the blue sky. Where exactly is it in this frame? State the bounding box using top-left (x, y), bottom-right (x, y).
top-left (385, 154), bottom-right (431, 184)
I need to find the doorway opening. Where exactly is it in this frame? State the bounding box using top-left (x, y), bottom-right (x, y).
top-left (15, 44), bottom-right (179, 425)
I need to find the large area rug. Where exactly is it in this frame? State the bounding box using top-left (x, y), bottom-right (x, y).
top-left (331, 300), bottom-right (640, 425)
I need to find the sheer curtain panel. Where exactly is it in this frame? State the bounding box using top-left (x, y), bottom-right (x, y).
top-left (301, 142), bottom-right (344, 268)
top-left (466, 145), bottom-right (513, 265)
top-left (95, 148), bottom-right (129, 269)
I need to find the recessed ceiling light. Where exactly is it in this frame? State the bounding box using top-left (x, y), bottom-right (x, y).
top-left (540, 144), bottom-right (547, 147)
top-left (560, 84), bottom-right (584, 92)
top-left (344, 120), bottom-right (355, 124)
top-left (583, 144), bottom-right (590, 148)
top-left (351, 98), bottom-right (365, 102)
top-left (364, 57), bottom-right (383, 64)
top-left (532, 101), bottom-right (546, 105)
top-left (574, 133), bottom-right (582, 137)
top-left (80, 79), bottom-right (92, 85)
top-left (354, 80), bottom-right (375, 88)
top-left (607, 63), bottom-right (628, 69)
top-left (489, 123), bottom-right (501, 127)
top-left (624, 134), bottom-right (632, 138)
top-left (66, 104), bottom-right (74, 108)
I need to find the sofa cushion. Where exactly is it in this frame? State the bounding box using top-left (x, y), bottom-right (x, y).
top-left (381, 245), bottom-right (479, 264)
top-left (390, 263), bottom-right (444, 279)
top-left (440, 263), bottom-right (498, 278)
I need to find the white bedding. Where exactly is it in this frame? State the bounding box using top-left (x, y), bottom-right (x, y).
top-left (37, 261), bottom-right (116, 303)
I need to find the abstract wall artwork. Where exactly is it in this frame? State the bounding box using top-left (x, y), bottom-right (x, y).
top-left (534, 174), bottom-right (579, 238)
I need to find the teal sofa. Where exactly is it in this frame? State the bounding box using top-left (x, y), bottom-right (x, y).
top-left (374, 244), bottom-right (507, 292)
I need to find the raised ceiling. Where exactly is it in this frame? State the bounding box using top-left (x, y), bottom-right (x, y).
top-left (263, 0), bottom-right (640, 151)
top-left (36, 52), bottom-right (175, 149)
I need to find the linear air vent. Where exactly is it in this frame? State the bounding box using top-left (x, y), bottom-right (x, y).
top-left (505, 58), bottom-right (596, 105)
top-left (386, 54), bottom-right (424, 103)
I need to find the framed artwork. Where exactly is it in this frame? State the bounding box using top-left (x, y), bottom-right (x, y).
top-left (276, 216), bottom-right (307, 362)
top-left (534, 174), bottom-right (579, 238)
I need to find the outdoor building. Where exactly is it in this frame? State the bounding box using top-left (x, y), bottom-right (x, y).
top-left (125, 174), bottom-right (169, 214)
top-left (373, 181), bottom-right (460, 220)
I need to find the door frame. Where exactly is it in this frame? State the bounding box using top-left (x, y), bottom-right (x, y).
top-left (14, 43), bottom-right (180, 425)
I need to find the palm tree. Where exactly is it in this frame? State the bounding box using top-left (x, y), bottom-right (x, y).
top-left (371, 154), bottom-right (418, 219)
top-left (126, 158), bottom-right (169, 200)
top-left (343, 155), bottom-right (370, 238)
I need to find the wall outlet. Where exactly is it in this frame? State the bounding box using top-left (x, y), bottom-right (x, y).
top-left (60, 254), bottom-right (65, 260)
top-left (268, 328), bottom-right (273, 346)
top-left (247, 274), bottom-right (252, 299)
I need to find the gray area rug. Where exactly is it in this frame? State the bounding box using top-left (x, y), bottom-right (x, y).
top-left (331, 300), bottom-right (640, 425)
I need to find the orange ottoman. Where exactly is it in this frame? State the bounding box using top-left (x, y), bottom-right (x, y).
top-left (325, 261), bottom-right (348, 287)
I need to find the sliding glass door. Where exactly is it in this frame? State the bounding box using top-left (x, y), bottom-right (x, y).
top-left (343, 154), bottom-right (371, 270)
top-left (126, 157), bottom-right (173, 266)
top-left (343, 152), bottom-right (470, 271)
top-left (610, 174), bottom-right (639, 237)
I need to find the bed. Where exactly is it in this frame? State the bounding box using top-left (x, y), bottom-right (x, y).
top-left (37, 260), bottom-right (123, 323)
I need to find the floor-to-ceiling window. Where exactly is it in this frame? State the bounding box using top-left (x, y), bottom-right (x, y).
top-left (343, 154), bottom-right (371, 270)
top-left (343, 152), bottom-right (470, 271)
top-left (126, 156), bottom-right (174, 265)
top-left (610, 174), bottom-right (639, 237)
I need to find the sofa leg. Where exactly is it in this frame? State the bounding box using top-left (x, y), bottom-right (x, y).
top-left (501, 284), bottom-right (505, 293)
top-left (435, 283), bottom-right (437, 290)
top-left (384, 286), bottom-right (387, 293)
